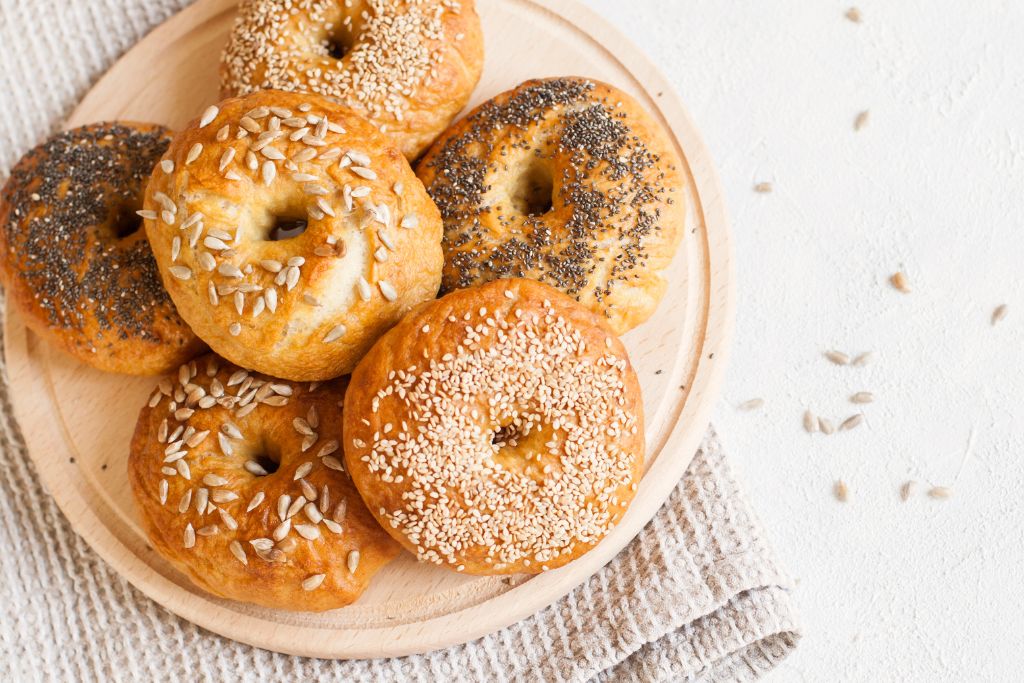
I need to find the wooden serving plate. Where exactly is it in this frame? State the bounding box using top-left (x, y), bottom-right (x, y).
top-left (3, 0), bottom-right (733, 658)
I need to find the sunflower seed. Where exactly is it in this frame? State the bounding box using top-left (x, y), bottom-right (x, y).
top-left (183, 523), bottom-right (196, 548)
top-left (840, 414), bottom-right (863, 431)
top-left (825, 350), bottom-right (849, 365)
top-left (177, 489), bottom-right (193, 513)
top-left (158, 479), bottom-right (169, 505)
top-left (277, 495), bottom-right (291, 522)
top-left (332, 500), bottom-right (348, 523)
top-left (185, 143), bottom-right (203, 165)
top-left (203, 474), bottom-right (228, 487)
top-left (176, 460), bottom-right (191, 479)
top-left (272, 519), bottom-right (292, 541)
top-left (819, 417), bottom-right (836, 435)
top-left (210, 490), bottom-right (238, 504)
top-left (322, 456), bottom-right (344, 472)
top-left (302, 574), bottom-right (326, 591)
top-left (890, 271), bottom-right (910, 293)
top-left (196, 488), bottom-right (209, 515)
top-left (295, 524), bottom-right (320, 540)
top-left (261, 160), bottom-right (276, 186)
top-left (317, 440), bottom-right (339, 458)
top-left (851, 351), bottom-right (874, 367)
top-left (229, 540), bottom-right (247, 565)
top-left (287, 495), bottom-right (307, 519)
top-left (303, 502), bottom-right (323, 525)
top-left (245, 460), bottom-right (268, 476)
top-left (169, 265), bottom-right (192, 280)
top-left (379, 280), bottom-right (398, 301)
top-left (928, 486), bottom-right (952, 500)
top-left (246, 491), bottom-right (266, 512)
top-left (850, 392), bottom-right (874, 404)
top-left (853, 110), bottom-right (869, 131)
top-left (346, 549), bottom-right (360, 573)
top-left (248, 540), bottom-right (274, 555)
top-left (293, 461), bottom-right (313, 480)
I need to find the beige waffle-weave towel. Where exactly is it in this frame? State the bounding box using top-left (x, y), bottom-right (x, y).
top-left (0, 1), bottom-right (800, 679)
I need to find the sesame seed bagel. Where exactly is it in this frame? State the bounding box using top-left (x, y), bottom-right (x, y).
top-left (343, 278), bottom-right (644, 575)
top-left (0, 123), bottom-right (204, 374)
top-left (417, 77), bottom-right (686, 334)
top-left (129, 354), bottom-right (401, 611)
top-left (220, 0), bottom-right (484, 160)
top-left (143, 90), bottom-right (444, 381)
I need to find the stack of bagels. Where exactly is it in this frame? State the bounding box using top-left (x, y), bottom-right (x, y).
top-left (0, 0), bottom-right (686, 612)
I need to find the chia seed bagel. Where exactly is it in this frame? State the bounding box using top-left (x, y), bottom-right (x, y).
top-left (0, 122), bottom-right (204, 375)
top-left (417, 77), bottom-right (686, 334)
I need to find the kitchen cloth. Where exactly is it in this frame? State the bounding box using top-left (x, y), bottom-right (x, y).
top-left (0, 1), bottom-right (801, 680)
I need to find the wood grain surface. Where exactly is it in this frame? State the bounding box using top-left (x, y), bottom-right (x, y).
top-left (2, 0), bottom-right (733, 658)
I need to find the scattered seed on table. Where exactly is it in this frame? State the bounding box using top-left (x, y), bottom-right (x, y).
top-left (845, 7), bottom-right (862, 23)
top-left (854, 110), bottom-right (870, 131)
top-left (992, 304), bottom-right (1008, 325)
top-left (819, 417), bottom-right (836, 435)
top-left (928, 486), bottom-right (952, 500)
top-left (852, 351), bottom-right (874, 367)
top-left (825, 350), bottom-right (850, 365)
top-left (890, 271), bottom-right (910, 293)
top-left (803, 410), bottom-right (818, 433)
top-left (850, 392), bottom-right (874, 404)
top-left (739, 398), bottom-right (765, 411)
top-left (834, 480), bottom-right (849, 502)
top-left (899, 480), bottom-right (915, 501)
top-left (840, 414), bottom-right (864, 431)
top-left (754, 182), bottom-right (773, 193)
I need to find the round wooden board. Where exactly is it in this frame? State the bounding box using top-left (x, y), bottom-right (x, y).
top-left (3, 0), bottom-right (733, 659)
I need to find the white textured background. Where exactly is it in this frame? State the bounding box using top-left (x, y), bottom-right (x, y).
top-left (582, 0), bottom-right (1024, 680)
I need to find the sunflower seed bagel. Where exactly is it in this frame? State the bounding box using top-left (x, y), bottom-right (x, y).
top-left (343, 278), bottom-right (644, 575)
top-left (417, 77), bottom-right (686, 334)
top-left (220, 0), bottom-right (484, 160)
top-left (0, 122), bottom-right (204, 375)
top-left (129, 354), bottom-right (401, 611)
top-left (143, 90), bottom-right (444, 381)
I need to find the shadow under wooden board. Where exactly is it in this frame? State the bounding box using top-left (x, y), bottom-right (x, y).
top-left (3, 0), bottom-right (733, 659)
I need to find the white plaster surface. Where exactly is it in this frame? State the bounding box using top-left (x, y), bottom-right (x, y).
top-left (581, 1), bottom-right (1024, 679)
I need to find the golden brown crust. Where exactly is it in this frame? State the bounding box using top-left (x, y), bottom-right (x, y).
top-left (417, 77), bottom-right (686, 334)
top-left (128, 354), bottom-right (402, 611)
top-left (143, 90), bottom-right (444, 381)
top-left (0, 122), bottom-right (204, 374)
top-left (343, 278), bottom-right (644, 575)
top-left (220, 0), bottom-right (484, 160)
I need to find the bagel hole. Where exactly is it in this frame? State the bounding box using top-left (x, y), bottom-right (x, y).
top-left (268, 216), bottom-right (308, 242)
top-left (510, 161), bottom-right (554, 217)
top-left (109, 202), bottom-right (143, 239)
top-left (491, 424), bottom-right (520, 449)
top-left (250, 452), bottom-right (279, 477)
top-left (324, 26), bottom-right (356, 60)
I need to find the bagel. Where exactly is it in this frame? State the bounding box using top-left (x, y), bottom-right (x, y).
top-left (0, 122), bottom-right (204, 375)
top-left (417, 77), bottom-right (686, 334)
top-left (220, 0), bottom-right (484, 160)
top-left (343, 278), bottom-right (644, 575)
top-left (143, 90), bottom-right (443, 381)
top-left (128, 354), bottom-right (402, 611)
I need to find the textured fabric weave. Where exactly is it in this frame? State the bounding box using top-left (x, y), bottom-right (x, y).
top-left (0, 1), bottom-right (800, 679)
